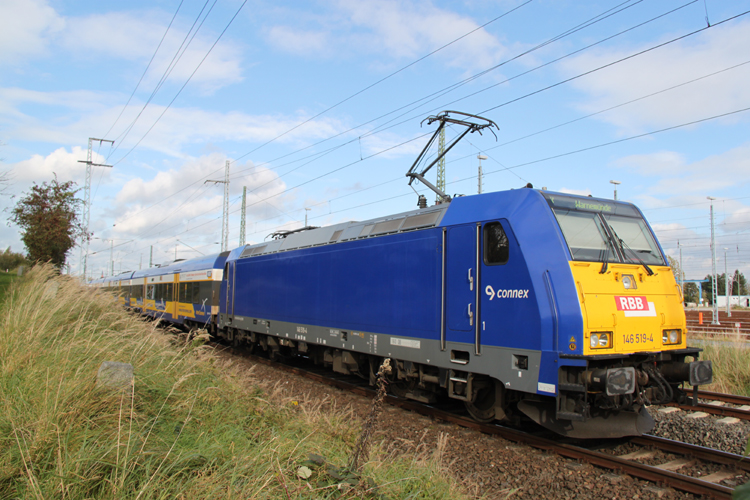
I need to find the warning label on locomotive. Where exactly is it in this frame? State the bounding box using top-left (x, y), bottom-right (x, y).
top-left (615, 296), bottom-right (656, 317)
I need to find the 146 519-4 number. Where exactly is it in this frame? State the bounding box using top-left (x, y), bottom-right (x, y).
top-left (623, 333), bottom-right (653, 344)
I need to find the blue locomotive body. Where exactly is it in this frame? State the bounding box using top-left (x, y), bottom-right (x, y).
top-left (220, 189), bottom-right (583, 398)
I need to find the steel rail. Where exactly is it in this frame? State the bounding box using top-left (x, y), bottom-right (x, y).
top-left (698, 390), bottom-right (750, 406)
top-left (664, 390), bottom-right (750, 420)
top-left (672, 402), bottom-right (750, 420)
top-left (633, 435), bottom-right (750, 471)
top-left (220, 346), bottom-right (741, 498)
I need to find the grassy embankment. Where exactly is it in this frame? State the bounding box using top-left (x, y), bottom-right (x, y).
top-left (689, 335), bottom-right (750, 397)
top-left (0, 265), bottom-right (463, 499)
top-left (0, 270), bottom-right (17, 295)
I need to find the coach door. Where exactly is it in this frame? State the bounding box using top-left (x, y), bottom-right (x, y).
top-left (445, 224), bottom-right (479, 351)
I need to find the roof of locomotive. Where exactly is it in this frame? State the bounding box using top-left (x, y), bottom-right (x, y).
top-left (228, 201), bottom-right (451, 261)
top-left (225, 187), bottom-right (652, 263)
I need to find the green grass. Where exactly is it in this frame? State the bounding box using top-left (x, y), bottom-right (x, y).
top-left (0, 271), bottom-right (17, 296)
top-left (0, 265), bottom-right (466, 500)
top-left (689, 336), bottom-right (750, 397)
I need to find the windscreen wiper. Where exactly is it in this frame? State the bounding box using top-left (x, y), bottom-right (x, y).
top-left (596, 214), bottom-right (621, 274)
top-left (606, 223), bottom-right (655, 276)
top-left (599, 227), bottom-right (614, 274)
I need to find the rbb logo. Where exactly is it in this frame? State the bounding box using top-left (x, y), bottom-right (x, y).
top-left (615, 296), bottom-right (648, 311)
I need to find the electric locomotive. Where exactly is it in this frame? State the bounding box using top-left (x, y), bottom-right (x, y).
top-left (213, 187), bottom-right (710, 438)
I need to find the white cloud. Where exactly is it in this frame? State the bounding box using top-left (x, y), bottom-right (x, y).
top-left (265, 0), bottom-right (507, 72)
top-left (267, 26), bottom-right (329, 57)
top-left (560, 20), bottom-right (750, 133)
top-left (0, 0), bottom-right (64, 65)
top-left (359, 130), bottom-right (428, 160)
top-left (111, 153), bottom-right (292, 237)
top-left (0, 87), bottom-right (349, 158)
top-left (612, 151), bottom-right (686, 178)
top-left (8, 146), bottom-right (108, 185)
top-left (615, 143), bottom-right (750, 197)
top-left (59, 11), bottom-right (244, 92)
top-left (0, 1), bottom-right (243, 91)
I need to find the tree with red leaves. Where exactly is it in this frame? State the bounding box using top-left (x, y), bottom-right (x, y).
top-left (9, 176), bottom-right (84, 268)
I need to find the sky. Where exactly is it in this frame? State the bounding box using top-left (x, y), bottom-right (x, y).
top-left (1, 0), bottom-right (749, 286)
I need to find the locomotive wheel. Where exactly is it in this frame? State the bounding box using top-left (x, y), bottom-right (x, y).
top-left (464, 382), bottom-right (497, 423)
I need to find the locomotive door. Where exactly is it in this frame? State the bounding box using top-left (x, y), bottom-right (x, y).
top-left (479, 219), bottom-right (537, 350)
top-left (445, 224), bottom-right (478, 348)
top-left (225, 261), bottom-right (236, 318)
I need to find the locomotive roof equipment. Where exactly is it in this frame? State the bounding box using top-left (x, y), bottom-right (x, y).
top-left (406, 110), bottom-right (498, 204)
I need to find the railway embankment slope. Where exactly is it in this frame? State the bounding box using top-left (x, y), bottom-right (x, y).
top-left (0, 265), bottom-right (462, 499)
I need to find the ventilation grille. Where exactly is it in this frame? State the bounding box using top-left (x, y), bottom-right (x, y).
top-left (330, 229), bottom-right (343, 242)
top-left (402, 211), bottom-right (442, 230)
top-left (371, 219), bottom-right (404, 234)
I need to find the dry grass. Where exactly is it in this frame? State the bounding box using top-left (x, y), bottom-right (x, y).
top-left (0, 265), bottom-right (466, 500)
top-left (689, 335), bottom-right (750, 396)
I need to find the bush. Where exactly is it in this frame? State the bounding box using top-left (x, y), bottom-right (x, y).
top-left (0, 247), bottom-right (28, 273)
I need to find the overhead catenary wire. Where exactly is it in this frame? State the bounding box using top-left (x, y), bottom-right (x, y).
top-left (111, 0), bottom-right (649, 227)
top-left (356, 0), bottom-right (688, 141)
top-left (217, 0), bottom-right (704, 203)
top-left (100, 0), bottom-right (186, 140)
top-left (228, 0), bottom-right (648, 181)
top-left (106, 0), bottom-right (216, 158)
top-left (229, 0), bottom-right (536, 166)
top-left (109, 0), bottom-right (248, 166)
top-left (113, 100), bottom-right (750, 264)
top-left (225, 54), bottom-right (750, 232)
top-left (172, 0), bottom-right (694, 222)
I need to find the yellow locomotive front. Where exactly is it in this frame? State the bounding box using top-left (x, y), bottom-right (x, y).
top-left (524, 193), bottom-right (713, 438)
top-left (550, 195), bottom-right (691, 357)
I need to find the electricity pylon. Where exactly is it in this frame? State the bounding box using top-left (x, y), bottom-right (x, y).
top-left (77, 137), bottom-right (113, 281)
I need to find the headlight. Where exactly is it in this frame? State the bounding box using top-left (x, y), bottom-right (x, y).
top-left (622, 275), bottom-right (636, 289)
top-left (589, 332), bottom-right (612, 349)
top-left (662, 329), bottom-right (682, 345)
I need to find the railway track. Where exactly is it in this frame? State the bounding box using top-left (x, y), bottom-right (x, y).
top-left (666, 390), bottom-right (750, 421)
top-left (216, 343), bottom-right (749, 499)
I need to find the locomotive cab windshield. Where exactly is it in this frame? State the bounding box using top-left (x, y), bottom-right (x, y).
top-left (542, 193), bottom-right (665, 269)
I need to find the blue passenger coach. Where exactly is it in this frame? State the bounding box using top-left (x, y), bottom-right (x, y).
top-left (98, 252), bottom-right (230, 327)
top-left (217, 188), bottom-right (711, 438)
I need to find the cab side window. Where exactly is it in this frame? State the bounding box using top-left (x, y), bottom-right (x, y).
top-left (484, 222), bottom-right (509, 265)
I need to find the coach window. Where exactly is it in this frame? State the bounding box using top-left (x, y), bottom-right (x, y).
top-left (484, 222), bottom-right (509, 265)
top-left (146, 284), bottom-right (155, 300)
